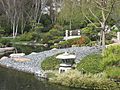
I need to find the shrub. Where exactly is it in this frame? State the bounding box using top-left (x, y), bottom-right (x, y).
top-left (44, 28), bottom-right (64, 44)
top-left (41, 56), bottom-right (60, 70)
top-left (102, 45), bottom-right (120, 67)
top-left (0, 43), bottom-right (3, 47)
top-left (81, 23), bottom-right (100, 41)
top-left (19, 32), bottom-right (37, 41)
top-left (105, 67), bottom-right (120, 80)
top-left (0, 38), bottom-right (11, 46)
top-left (76, 54), bottom-right (104, 74)
top-left (46, 72), bottom-right (57, 79)
top-left (50, 45), bottom-right (59, 49)
top-left (59, 36), bottom-right (90, 48)
top-left (49, 70), bottom-right (118, 89)
top-left (67, 36), bottom-right (90, 46)
top-left (58, 41), bottom-right (70, 48)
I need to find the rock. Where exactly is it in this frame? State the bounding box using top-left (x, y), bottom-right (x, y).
top-left (30, 52), bottom-right (37, 55)
top-left (0, 56), bottom-right (8, 60)
top-left (51, 48), bottom-right (57, 50)
top-left (10, 53), bottom-right (25, 58)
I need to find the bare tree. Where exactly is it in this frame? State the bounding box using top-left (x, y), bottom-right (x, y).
top-left (81, 0), bottom-right (117, 51)
top-left (29, 0), bottom-right (48, 23)
top-left (1, 0), bottom-right (22, 38)
top-left (0, 0), bottom-right (49, 37)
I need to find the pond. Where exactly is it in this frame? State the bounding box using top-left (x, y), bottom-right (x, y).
top-left (13, 44), bottom-right (49, 55)
top-left (0, 66), bottom-right (85, 90)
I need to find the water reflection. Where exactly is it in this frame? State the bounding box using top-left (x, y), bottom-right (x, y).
top-left (0, 67), bottom-right (84, 90)
top-left (13, 44), bottom-right (49, 55)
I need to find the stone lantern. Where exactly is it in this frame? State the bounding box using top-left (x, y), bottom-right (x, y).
top-left (56, 52), bottom-right (76, 73)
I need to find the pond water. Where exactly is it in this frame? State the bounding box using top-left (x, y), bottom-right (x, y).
top-left (0, 66), bottom-right (85, 90)
top-left (13, 44), bottom-right (49, 55)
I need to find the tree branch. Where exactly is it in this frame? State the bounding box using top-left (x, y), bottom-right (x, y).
top-left (82, 11), bottom-right (98, 28)
top-left (105, 0), bottom-right (115, 23)
top-left (89, 8), bottom-right (102, 24)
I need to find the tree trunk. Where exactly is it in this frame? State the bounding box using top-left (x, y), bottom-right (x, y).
top-left (101, 23), bottom-right (106, 52)
top-left (70, 20), bottom-right (72, 30)
top-left (15, 24), bottom-right (18, 37)
top-left (102, 30), bottom-right (105, 49)
top-left (12, 23), bottom-right (15, 38)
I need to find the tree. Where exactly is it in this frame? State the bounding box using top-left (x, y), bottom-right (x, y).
top-left (80, 0), bottom-right (118, 51)
top-left (1, 0), bottom-right (23, 38)
top-left (57, 0), bottom-right (84, 30)
top-left (82, 23), bottom-right (100, 41)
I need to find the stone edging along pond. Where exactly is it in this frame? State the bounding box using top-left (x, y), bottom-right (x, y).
top-left (0, 46), bottom-right (101, 78)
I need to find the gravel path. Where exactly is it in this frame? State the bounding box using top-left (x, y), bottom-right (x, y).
top-left (0, 46), bottom-right (101, 78)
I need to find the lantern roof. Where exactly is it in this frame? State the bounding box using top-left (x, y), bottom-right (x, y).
top-left (56, 52), bottom-right (76, 59)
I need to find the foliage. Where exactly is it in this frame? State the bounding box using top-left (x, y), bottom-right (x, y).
top-left (47, 72), bottom-right (57, 79)
top-left (0, 38), bottom-right (11, 46)
top-left (41, 56), bottom-right (60, 70)
top-left (86, 41), bottom-right (97, 46)
top-left (0, 43), bottom-right (3, 47)
top-left (13, 44), bottom-right (46, 55)
top-left (58, 41), bottom-right (69, 48)
top-left (81, 23), bottom-right (100, 41)
top-left (40, 14), bottom-right (52, 27)
top-left (49, 70), bottom-right (118, 89)
top-left (105, 40), bottom-right (113, 45)
top-left (57, 0), bottom-right (85, 29)
top-left (18, 32), bottom-right (37, 41)
top-left (69, 36), bottom-right (90, 46)
top-left (0, 26), bottom-right (5, 37)
top-left (101, 45), bottom-right (120, 80)
top-left (30, 22), bottom-right (44, 32)
top-left (43, 28), bottom-right (63, 44)
top-left (59, 36), bottom-right (90, 48)
top-left (50, 45), bottom-right (59, 49)
top-left (77, 45), bottom-right (120, 75)
top-left (77, 54), bottom-right (104, 74)
top-left (102, 45), bottom-right (120, 67)
top-left (105, 67), bottom-right (120, 80)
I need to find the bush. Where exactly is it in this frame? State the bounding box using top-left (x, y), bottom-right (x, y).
top-left (81, 23), bottom-right (100, 41)
top-left (19, 32), bottom-right (37, 41)
top-left (49, 70), bottom-right (118, 89)
top-left (59, 36), bottom-right (90, 48)
top-left (0, 43), bottom-right (3, 47)
top-left (67, 36), bottom-right (90, 46)
top-left (41, 56), bottom-right (60, 70)
top-left (58, 41), bottom-right (70, 48)
top-left (0, 38), bottom-right (11, 46)
top-left (44, 28), bottom-right (64, 44)
top-left (102, 45), bottom-right (120, 67)
top-left (76, 46), bottom-right (120, 74)
top-left (50, 45), bottom-right (59, 49)
top-left (105, 67), bottom-right (120, 80)
top-left (76, 54), bottom-right (104, 74)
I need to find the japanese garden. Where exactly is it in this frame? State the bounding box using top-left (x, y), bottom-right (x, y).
top-left (0, 0), bottom-right (120, 90)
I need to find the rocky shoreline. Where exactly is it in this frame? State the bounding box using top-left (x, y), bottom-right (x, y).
top-left (0, 46), bottom-right (101, 78)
